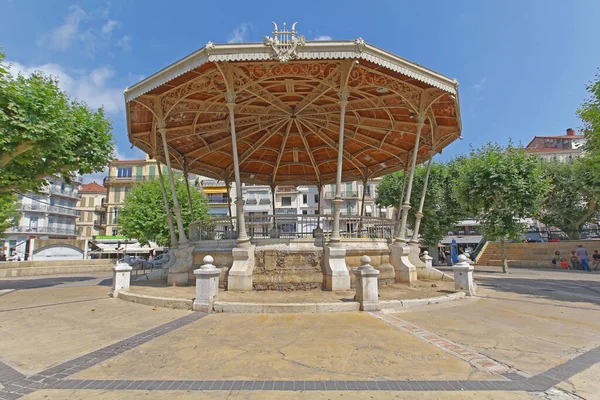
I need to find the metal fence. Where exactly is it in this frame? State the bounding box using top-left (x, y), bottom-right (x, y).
top-left (189, 214), bottom-right (397, 241)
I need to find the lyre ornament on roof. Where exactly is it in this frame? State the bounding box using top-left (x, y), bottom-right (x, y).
top-left (263, 22), bottom-right (306, 63)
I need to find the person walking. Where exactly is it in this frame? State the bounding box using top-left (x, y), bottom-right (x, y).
top-left (570, 250), bottom-right (579, 270)
top-left (592, 250), bottom-right (600, 271)
top-left (576, 245), bottom-right (591, 272)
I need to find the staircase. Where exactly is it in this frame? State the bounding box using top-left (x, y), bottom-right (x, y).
top-left (476, 240), bottom-right (600, 268)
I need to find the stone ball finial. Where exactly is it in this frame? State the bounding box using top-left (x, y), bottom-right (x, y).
top-left (360, 255), bottom-right (371, 265)
top-left (457, 254), bottom-right (468, 263)
top-left (203, 255), bottom-right (214, 265)
top-left (423, 251), bottom-right (429, 256)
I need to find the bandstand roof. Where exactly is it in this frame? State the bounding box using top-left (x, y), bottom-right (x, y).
top-left (125, 23), bottom-right (462, 186)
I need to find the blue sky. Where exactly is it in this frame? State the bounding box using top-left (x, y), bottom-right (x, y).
top-left (2, 0), bottom-right (600, 180)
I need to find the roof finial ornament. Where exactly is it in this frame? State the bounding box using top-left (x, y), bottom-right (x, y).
top-left (264, 21), bottom-right (306, 63)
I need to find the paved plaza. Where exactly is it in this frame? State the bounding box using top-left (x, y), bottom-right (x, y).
top-left (0, 268), bottom-right (599, 399)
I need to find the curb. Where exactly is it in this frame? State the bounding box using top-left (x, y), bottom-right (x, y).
top-left (118, 291), bottom-right (193, 310)
top-left (213, 301), bottom-right (360, 314)
top-left (379, 292), bottom-right (466, 311)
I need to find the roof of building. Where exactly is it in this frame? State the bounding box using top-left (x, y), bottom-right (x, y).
top-left (525, 135), bottom-right (585, 148)
top-left (523, 147), bottom-right (580, 154)
top-left (80, 182), bottom-right (106, 194)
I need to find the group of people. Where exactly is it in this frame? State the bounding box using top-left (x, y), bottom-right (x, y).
top-left (552, 245), bottom-right (599, 271)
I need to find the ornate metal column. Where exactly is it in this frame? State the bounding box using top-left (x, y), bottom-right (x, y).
top-left (159, 124), bottom-right (188, 244)
top-left (395, 117), bottom-right (425, 243)
top-left (226, 97), bottom-right (251, 247)
top-left (329, 89), bottom-right (349, 246)
top-left (156, 160), bottom-right (177, 247)
top-left (410, 155), bottom-right (433, 244)
top-left (182, 163), bottom-right (195, 221)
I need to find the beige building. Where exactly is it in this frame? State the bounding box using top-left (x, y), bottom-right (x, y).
top-left (103, 156), bottom-right (160, 236)
top-left (524, 128), bottom-right (586, 161)
top-left (76, 182), bottom-right (107, 239)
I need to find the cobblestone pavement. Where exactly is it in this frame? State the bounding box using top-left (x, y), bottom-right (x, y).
top-left (0, 269), bottom-right (598, 399)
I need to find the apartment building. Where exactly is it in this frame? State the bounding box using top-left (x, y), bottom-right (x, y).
top-left (524, 128), bottom-right (586, 161)
top-left (198, 178), bottom-right (233, 217)
top-left (103, 156), bottom-right (159, 236)
top-left (76, 182), bottom-right (107, 239)
top-left (1, 176), bottom-right (82, 258)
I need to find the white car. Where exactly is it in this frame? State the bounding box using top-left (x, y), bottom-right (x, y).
top-left (7, 252), bottom-right (24, 261)
top-left (144, 253), bottom-right (170, 269)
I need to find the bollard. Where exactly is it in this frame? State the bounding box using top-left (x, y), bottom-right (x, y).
top-left (453, 254), bottom-right (476, 296)
top-left (110, 262), bottom-right (132, 297)
top-left (353, 255), bottom-right (380, 311)
top-left (193, 255), bottom-right (221, 312)
top-left (422, 251), bottom-right (433, 268)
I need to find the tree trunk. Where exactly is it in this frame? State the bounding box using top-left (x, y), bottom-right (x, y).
top-left (500, 238), bottom-right (508, 274)
top-left (564, 226), bottom-right (581, 240)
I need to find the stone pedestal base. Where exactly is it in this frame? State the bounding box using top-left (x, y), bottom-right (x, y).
top-left (168, 272), bottom-right (189, 286)
top-left (193, 256), bottom-right (221, 312)
top-left (416, 250), bottom-right (454, 281)
top-left (353, 256), bottom-right (380, 311)
top-left (408, 242), bottom-right (426, 269)
top-left (453, 255), bottom-right (476, 296)
top-left (323, 244), bottom-right (350, 291)
top-left (390, 243), bottom-right (417, 284)
top-left (166, 243), bottom-right (194, 286)
top-left (227, 245), bottom-right (256, 291)
top-left (110, 263), bottom-right (132, 297)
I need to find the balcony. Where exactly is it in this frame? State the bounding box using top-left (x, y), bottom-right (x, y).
top-left (5, 225), bottom-right (78, 236)
top-left (275, 208), bottom-right (297, 215)
top-left (49, 187), bottom-right (80, 199)
top-left (207, 196), bottom-right (229, 204)
top-left (201, 180), bottom-right (227, 187)
top-left (324, 191), bottom-right (359, 199)
top-left (104, 175), bottom-right (156, 186)
top-left (47, 205), bottom-right (79, 217)
top-left (18, 204), bottom-right (47, 213)
top-left (93, 219), bottom-right (106, 228)
top-left (276, 186), bottom-right (297, 193)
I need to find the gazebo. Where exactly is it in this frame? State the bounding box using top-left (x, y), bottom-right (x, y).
top-left (124, 23), bottom-right (462, 290)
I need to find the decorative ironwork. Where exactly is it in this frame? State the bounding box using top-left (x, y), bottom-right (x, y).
top-left (264, 22), bottom-right (306, 63)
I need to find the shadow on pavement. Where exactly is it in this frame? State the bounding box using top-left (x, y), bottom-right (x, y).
top-left (476, 276), bottom-right (600, 307)
top-left (0, 276), bottom-right (99, 291)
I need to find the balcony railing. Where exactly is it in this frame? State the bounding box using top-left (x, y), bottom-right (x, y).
top-left (93, 220), bottom-right (106, 227)
top-left (104, 175), bottom-right (156, 185)
top-left (5, 225), bottom-right (78, 236)
top-left (275, 208), bottom-right (297, 214)
top-left (259, 198), bottom-right (271, 205)
top-left (324, 191), bottom-right (359, 199)
top-left (201, 180), bottom-right (227, 187)
top-left (17, 204), bottom-right (79, 217)
top-left (207, 197), bottom-right (228, 204)
top-left (49, 187), bottom-right (80, 199)
top-left (275, 186), bottom-right (297, 193)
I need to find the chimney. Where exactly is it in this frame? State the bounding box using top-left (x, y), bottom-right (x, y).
top-left (566, 128), bottom-right (575, 136)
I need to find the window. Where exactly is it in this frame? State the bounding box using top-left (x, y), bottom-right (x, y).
top-left (112, 228), bottom-right (118, 236)
top-left (88, 197), bottom-right (94, 207)
top-left (281, 197), bottom-right (292, 206)
top-left (135, 166), bottom-right (143, 180)
top-left (114, 187), bottom-right (121, 203)
top-left (302, 194), bottom-right (307, 204)
top-left (149, 166), bottom-right (156, 177)
top-left (314, 194), bottom-right (319, 203)
top-left (117, 167), bottom-right (132, 178)
top-left (302, 210), bottom-right (308, 215)
top-left (113, 208), bottom-right (119, 224)
top-left (86, 227), bottom-right (91, 237)
top-left (80, 197), bottom-right (86, 207)
top-left (87, 212), bottom-right (92, 222)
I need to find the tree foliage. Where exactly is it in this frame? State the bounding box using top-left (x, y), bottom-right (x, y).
top-left (577, 69), bottom-right (600, 180)
top-left (376, 161), bottom-right (466, 247)
top-left (0, 50), bottom-right (114, 197)
top-left (454, 143), bottom-right (549, 272)
top-left (119, 174), bottom-right (209, 246)
top-left (0, 193), bottom-right (18, 236)
top-left (538, 157), bottom-right (599, 239)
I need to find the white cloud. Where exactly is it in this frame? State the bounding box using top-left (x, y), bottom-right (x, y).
top-left (116, 35), bottom-right (132, 51)
top-left (473, 77), bottom-right (487, 92)
top-left (49, 4), bottom-right (89, 50)
top-left (41, 5), bottom-right (131, 55)
top-left (101, 19), bottom-right (120, 36)
top-left (7, 61), bottom-right (124, 114)
top-left (314, 35), bottom-right (332, 41)
top-left (228, 23), bottom-right (252, 43)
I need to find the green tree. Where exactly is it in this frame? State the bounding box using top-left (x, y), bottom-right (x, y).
top-left (119, 174), bottom-right (209, 246)
top-left (376, 161), bottom-right (466, 254)
top-left (538, 157), bottom-right (599, 239)
top-left (0, 193), bottom-right (18, 236)
top-left (454, 143), bottom-right (549, 273)
top-left (0, 51), bottom-right (114, 197)
top-left (577, 69), bottom-right (600, 180)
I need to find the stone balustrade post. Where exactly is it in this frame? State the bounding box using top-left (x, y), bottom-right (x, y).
top-left (110, 263), bottom-right (132, 297)
top-left (423, 251), bottom-right (433, 269)
top-left (193, 255), bottom-right (221, 312)
top-left (453, 254), bottom-right (476, 296)
top-left (353, 255), bottom-right (380, 311)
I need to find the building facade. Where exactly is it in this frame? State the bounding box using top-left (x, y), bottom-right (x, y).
top-left (524, 128), bottom-right (586, 161)
top-left (103, 156), bottom-right (159, 236)
top-left (1, 176), bottom-right (82, 258)
top-left (76, 182), bottom-right (107, 239)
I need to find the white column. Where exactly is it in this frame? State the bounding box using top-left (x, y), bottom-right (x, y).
top-left (156, 160), bottom-right (178, 247)
top-left (329, 90), bottom-right (349, 246)
top-left (159, 127), bottom-right (188, 244)
top-left (395, 118), bottom-right (424, 243)
top-left (183, 168), bottom-right (195, 221)
top-left (83, 239), bottom-right (88, 260)
top-left (110, 263), bottom-right (132, 297)
top-left (193, 255), bottom-right (221, 312)
top-left (226, 100), bottom-right (250, 247)
top-left (353, 255), bottom-right (380, 311)
top-left (410, 156), bottom-right (433, 244)
top-left (28, 238), bottom-right (35, 261)
top-left (453, 254), bottom-right (476, 296)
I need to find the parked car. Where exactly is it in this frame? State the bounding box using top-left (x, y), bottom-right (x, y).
top-left (144, 253), bottom-right (170, 269)
top-left (118, 256), bottom-right (144, 267)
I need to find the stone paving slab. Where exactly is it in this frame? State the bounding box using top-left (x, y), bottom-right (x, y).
top-left (0, 286), bottom-right (192, 374)
top-left (72, 313), bottom-right (490, 382)
top-left (21, 389), bottom-right (538, 399)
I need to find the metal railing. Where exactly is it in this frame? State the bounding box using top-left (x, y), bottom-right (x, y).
top-left (201, 180), bottom-right (227, 187)
top-left (189, 214), bottom-right (397, 241)
top-left (18, 203), bottom-right (79, 217)
top-left (5, 225), bottom-right (78, 236)
top-left (49, 187), bottom-right (80, 199)
top-left (324, 191), bottom-right (359, 199)
top-left (275, 186), bottom-right (297, 193)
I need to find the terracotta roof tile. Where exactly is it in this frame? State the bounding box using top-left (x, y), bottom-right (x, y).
top-left (81, 182), bottom-right (106, 194)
